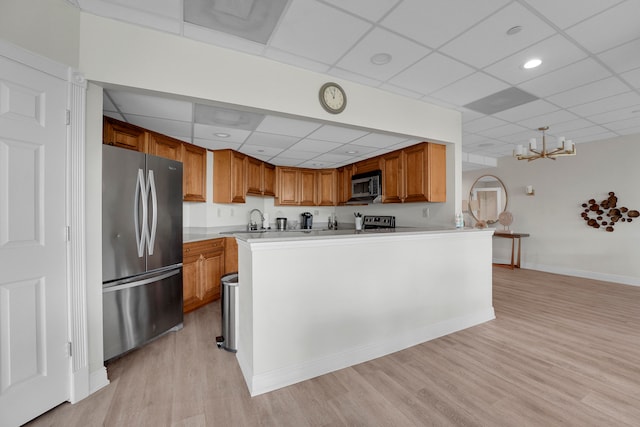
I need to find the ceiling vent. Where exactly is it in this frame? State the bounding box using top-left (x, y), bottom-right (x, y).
top-left (463, 87), bottom-right (538, 115)
top-left (184, 0), bottom-right (288, 44)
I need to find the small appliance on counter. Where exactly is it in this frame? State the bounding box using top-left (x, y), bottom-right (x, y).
top-left (362, 215), bottom-right (396, 230)
top-left (276, 217), bottom-right (287, 231)
top-left (301, 212), bottom-right (313, 229)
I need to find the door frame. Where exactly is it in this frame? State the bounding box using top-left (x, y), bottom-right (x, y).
top-left (0, 40), bottom-right (92, 404)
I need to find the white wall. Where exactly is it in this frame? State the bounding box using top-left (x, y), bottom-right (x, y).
top-left (0, 0), bottom-right (79, 67)
top-left (463, 134), bottom-right (640, 285)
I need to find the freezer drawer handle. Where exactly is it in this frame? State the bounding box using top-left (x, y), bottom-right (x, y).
top-left (103, 269), bottom-right (181, 293)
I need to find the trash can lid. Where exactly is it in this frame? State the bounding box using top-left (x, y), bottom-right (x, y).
top-left (221, 272), bottom-right (238, 285)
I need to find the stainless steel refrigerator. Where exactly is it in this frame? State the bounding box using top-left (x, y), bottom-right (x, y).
top-left (102, 144), bottom-right (183, 361)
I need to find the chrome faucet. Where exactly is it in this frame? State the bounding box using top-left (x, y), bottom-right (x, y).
top-left (248, 209), bottom-right (264, 231)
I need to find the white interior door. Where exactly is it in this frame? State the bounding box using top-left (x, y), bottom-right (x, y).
top-left (0, 55), bottom-right (70, 426)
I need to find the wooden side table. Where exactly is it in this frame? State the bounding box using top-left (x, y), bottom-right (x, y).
top-left (492, 232), bottom-right (530, 269)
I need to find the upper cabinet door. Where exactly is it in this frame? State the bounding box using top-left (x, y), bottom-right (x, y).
top-left (403, 142), bottom-right (446, 203)
top-left (148, 132), bottom-right (183, 162)
top-left (182, 143), bottom-right (207, 202)
top-left (103, 116), bottom-right (148, 152)
top-left (381, 150), bottom-right (403, 204)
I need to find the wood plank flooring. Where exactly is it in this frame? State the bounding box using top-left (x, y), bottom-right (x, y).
top-left (25, 268), bottom-right (640, 426)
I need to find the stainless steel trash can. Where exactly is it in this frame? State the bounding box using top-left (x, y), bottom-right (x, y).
top-left (216, 272), bottom-right (239, 352)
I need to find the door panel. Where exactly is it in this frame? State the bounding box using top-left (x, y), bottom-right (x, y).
top-left (0, 54), bottom-right (69, 427)
top-left (102, 145), bottom-right (146, 282)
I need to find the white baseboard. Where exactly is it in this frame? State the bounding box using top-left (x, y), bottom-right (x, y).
top-left (493, 257), bottom-right (640, 287)
top-left (246, 308), bottom-right (495, 397)
top-left (89, 366), bottom-right (110, 395)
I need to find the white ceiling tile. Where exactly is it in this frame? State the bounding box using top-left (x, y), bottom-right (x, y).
top-left (621, 67), bottom-right (640, 88)
top-left (82, 0), bottom-right (181, 18)
top-left (331, 144), bottom-right (379, 156)
top-left (288, 138), bottom-right (343, 153)
top-left (329, 67), bottom-right (383, 87)
top-left (568, 92), bottom-right (640, 117)
top-left (381, 0), bottom-right (509, 48)
top-left (389, 52), bottom-right (474, 95)
top-left (264, 47), bottom-right (331, 73)
top-left (336, 28), bottom-right (431, 81)
top-left (461, 133), bottom-right (489, 145)
top-left (440, 2), bottom-right (556, 68)
top-left (463, 116), bottom-right (509, 133)
top-left (565, 1), bottom-right (640, 53)
top-left (577, 131), bottom-right (620, 142)
top-left (103, 111), bottom-right (125, 122)
top-left (546, 77), bottom-right (630, 108)
top-left (193, 123), bottom-right (250, 144)
top-left (350, 132), bottom-right (407, 148)
top-left (604, 116), bottom-right (640, 132)
top-left (107, 90), bottom-right (192, 122)
top-left (269, 0), bottom-right (372, 64)
top-left (518, 58), bottom-right (611, 98)
top-left (272, 150), bottom-right (317, 160)
top-left (545, 118), bottom-right (597, 134)
top-left (378, 83), bottom-right (424, 99)
top-left (242, 132), bottom-right (300, 148)
top-left (521, 0), bottom-right (623, 29)
top-left (256, 115), bottom-right (322, 137)
top-left (310, 152), bottom-right (355, 163)
top-left (615, 126), bottom-right (640, 136)
top-left (298, 159), bottom-right (336, 169)
top-left (125, 115), bottom-right (192, 137)
top-left (238, 144), bottom-right (284, 157)
top-left (588, 105), bottom-right (640, 125)
top-left (459, 108), bottom-right (487, 123)
top-left (483, 34), bottom-right (587, 85)
top-left (563, 125), bottom-right (612, 140)
top-left (193, 138), bottom-right (241, 151)
top-left (308, 125), bottom-right (369, 143)
top-left (516, 109), bottom-right (579, 130)
top-left (597, 38), bottom-right (640, 74)
top-left (476, 123), bottom-right (528, 139)
top-left (493, 99), bottom-right (559, 122)
top-left (322, 0), bottom-right (399, 22)
top-left (430, 72), bottom-right (509, 106)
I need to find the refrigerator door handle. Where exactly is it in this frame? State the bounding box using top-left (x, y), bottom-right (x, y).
top-left (134, 168), bottom-right (148, 258)
top-left (103, 268), bottom-right (181, 293)
top-left (148, 170), bottom-right (158, 256)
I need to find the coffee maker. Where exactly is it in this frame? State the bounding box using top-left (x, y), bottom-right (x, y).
top-left (301, 212), bottom-right (313, 229)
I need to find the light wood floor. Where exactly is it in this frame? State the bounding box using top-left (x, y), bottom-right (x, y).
top-left (26, 268), bottom-right (640, 426)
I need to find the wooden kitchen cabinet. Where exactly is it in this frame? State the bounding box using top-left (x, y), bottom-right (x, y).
top-left (103, 116), bottom-right (148, 152)
top-left (336, 166), bottom-right (353, 205)
top-left (224, 237), bottom-right (238, 274)
top-left (213, 149), bottom-right (247, 203)
top-left (381, 150), bottom-right (403, 203)
top-left (246, 157), bottom-right (276, 197)
top-left (403, 142), bottom-right (446, 203)
top-left (182, 143), bottom-right (207, 202)
top-left (275, 167), bottom-right (318, 206)
top-left (317, 169), bottom-right (337, 206)
top-left (183, 239), bottom-right (225, 313)
top-left (148, 132), bottom-right (182, 161)
top-left (354, 157), bottom-right (381, 174)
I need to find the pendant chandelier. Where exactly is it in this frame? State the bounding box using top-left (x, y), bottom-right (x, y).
top-left (513, 126), bottom-right (576, 161)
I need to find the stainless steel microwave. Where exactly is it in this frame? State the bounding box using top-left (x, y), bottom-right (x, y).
top-left (347, 170), bottom-right (382, 204)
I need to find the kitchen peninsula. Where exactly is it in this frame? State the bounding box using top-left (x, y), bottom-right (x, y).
top-left (233, 227), bottom-right (495, 396)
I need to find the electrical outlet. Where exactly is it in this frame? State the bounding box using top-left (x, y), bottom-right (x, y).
top-left (217, 208), bottom-right (222, 217)
top-left (422, 207), bottom-right (430, 218)
top-left (230, 208), bottom-right (234, 217)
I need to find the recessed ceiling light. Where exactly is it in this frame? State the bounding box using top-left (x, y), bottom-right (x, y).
top-left (370, 53), bottom-right (392, 65)
top-left (257, 149), bottom-right (265, 153)
top-left (523, 58), bottom-right (542, 69)
top-left (214, 132), bottom-right (230, 138)
top-left (506, 26), bottom-right (522, 36)
top-left (346, 150), bottom-right (358, 154)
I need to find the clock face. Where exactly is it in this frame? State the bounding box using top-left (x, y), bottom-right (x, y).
top-left (319, 83), bottom-right (346, 114)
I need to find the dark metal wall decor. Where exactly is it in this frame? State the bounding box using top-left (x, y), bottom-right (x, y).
top-left (580, 192), bottom-right (639, 232)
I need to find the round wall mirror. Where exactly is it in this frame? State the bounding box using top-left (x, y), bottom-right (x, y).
top-left (468, 175), bottom-right (508, 224)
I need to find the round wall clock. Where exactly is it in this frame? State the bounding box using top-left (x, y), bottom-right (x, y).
top-left (319, 82), bottom-right (346, 114)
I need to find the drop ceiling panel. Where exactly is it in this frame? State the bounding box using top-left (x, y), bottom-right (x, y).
top-left (493, 99), bottom-right (559, 122)
top-left (463, 116), bottom-right (509, 134)
top-left (238, 144), bottom-right (284, 157)
top-left (483, 35), bottom-right (588, 85)
top-left (308, 125), bottom-right (369, 143)
top-left (390, 52), bottom-right (474, 95)
top-left (242, 132), bottom-right (300, 149)
top-left (521, 0), bottom-right (623, 30)
top-left (565, 1), bottom-right (640, 53)
top-left (256, 115), bottom-right (322, 137)
top-left (330, 144), bottom-right (379, 157)
top-left (431, 72), bottom-right (510, 106)
top-left (193, 123), bottom-right (250, 144)
top-left (621, 68), bottom-right (640, 88)
top-left (568, 92), bottom-right (640, 117)
top-left (518, 58), bottom-right (612, 98)
top-left (288, 138), bottom-right (343, 153)
top-left (107, 90), bottom-right (192, 122)
top-left (78, 0), bottom-right (181, 33)
top-left (125, 115), bottom-right (192, 138)
top-left (183, 23), bottom-right (267, 56)
top-left (194, 138), bottom-right (241, 151)
top-left (475, 123), bottom-right (528, 139)
top-left (515, 109), bottom-right (579, 130)
top-left (322, 0), bottom-right (399, 22)
top-left (598, 39), bottom-right (640, 74)
top-left (439, 2), bottom-right (556, 68)
top-left (269, 1), bottom-right (372, 64)
top-left (380, 0), bottom-right (510, 48)
top-left (336, 28), bottom-right (431, 81)
top-left (349, 133), bottom-right (407, 148)
top-left (546, 77), bottom-right (630, 108)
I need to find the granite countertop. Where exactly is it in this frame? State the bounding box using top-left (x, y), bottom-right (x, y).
top-left (183, 226), bottom-right (485, 244)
